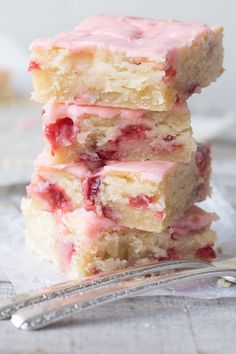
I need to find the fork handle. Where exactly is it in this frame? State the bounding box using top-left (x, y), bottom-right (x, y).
top-left (0, 259), bottom-right (210, 320)
top-left (11, 266), bottom-right (236, 331)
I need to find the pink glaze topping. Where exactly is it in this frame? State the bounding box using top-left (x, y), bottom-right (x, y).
top-left (56, 240), bottom-right (75, 272)
top-left (43, 102), bottom-right (147, 124)
top-left (67, 208), bottom-right (117, 244)
top-left (43, 101), bottom-right (188, 125)
top-left (57, 206), bottom-right (215, 248)
top-left (34, 152), bottom-right (90, 179)
top-left (171, 205), bottom-right (217, 238)
top-left (102, 160), bottom-right (175, 182)
top-left (27, 180), bottom-right (72, 213)
top-left (30, 15), bottom-right (217, 60)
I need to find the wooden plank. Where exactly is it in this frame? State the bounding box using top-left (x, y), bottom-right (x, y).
top-left (1, 296), bottom-right (236, 354)
top-left (0, 297), bottom-right (198, 354)
top-left (0, 268), bottom-right (14, 298)
top-left (184, 297), bottom-right (236, 354)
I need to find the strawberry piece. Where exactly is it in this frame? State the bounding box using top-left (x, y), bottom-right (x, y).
top-left (196, 245), bottom-right (216, 259)
top-left (28, 60), bottom-right (41, 71)
top-left (101, 205), bottom-right (114, 219)
top-left (29, 181), bottom-right (72, 212)
top-left (45, 118), bottom-right (77, 154)
top-left (129, 195), bottom-right (153, 208)
top-left (165, 65), bottom-right (176, 79)
top-left (185, 82), bottom-right (199, 97)
top-left (163, 134), bottom-right (175, 142)
top-left (43, 184), bottom-right (71, 212)
top-left (93, 124), bottom-right (151, 162)
top-left (120, 124), bottom-right (150, 140)
top-left (195, 144), bottom-right (211, 177)
top-left (96, 149), bottom-right (119, 161)
top-left (155, 211), bottom-right (165, 220)
top-left (166, 247), bottom-right (183, 260)
top-left (44, 184), bottom-right (70, 212)
top-left (83, 175), bottom-right (101, 209)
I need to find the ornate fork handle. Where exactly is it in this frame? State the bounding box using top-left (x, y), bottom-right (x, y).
top-left (11, 266), bottom-right (236, 331)
top-left (0, 259), bottom-right (210, 320)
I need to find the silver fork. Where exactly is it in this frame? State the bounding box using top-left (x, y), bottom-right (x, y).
top-left (0, 259), bottom-right (210, 320)
top-left (11, 265), bottom-right (236, 331)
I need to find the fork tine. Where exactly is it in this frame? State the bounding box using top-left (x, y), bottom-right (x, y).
top-left (11, 266), bottom-right (236, 331)
top-left (0, 259), bottom-right (210, 319)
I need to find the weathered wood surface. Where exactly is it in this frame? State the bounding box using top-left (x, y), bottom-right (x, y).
top-left (0, 138), bottom-right (236, 354)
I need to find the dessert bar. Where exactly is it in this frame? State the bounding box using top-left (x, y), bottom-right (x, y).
top-left (43, 101), bottom-right (195, 163)
top-left (84, 150), bottom-right (210, 232)
top-left (29, 16), bottom-right (223, 110)
top-left (22, 199), bottom-right (217, 278)
top-left (27, 145), bottom-right (211, 233)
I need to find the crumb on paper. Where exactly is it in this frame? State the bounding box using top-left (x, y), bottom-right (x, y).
top-left (217, 246), bottom-right (223, 255)
top-left (217, 278), bottom-right (232, 288)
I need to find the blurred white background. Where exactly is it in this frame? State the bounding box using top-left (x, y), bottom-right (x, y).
top-left (0, 0), bottom-right (235, 112)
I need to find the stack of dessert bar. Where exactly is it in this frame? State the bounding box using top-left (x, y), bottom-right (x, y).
top-left (22, 16), bottom-right (224, 278)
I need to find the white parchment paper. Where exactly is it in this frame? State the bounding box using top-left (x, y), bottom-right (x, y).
top-left (0, 184), bottom-right (236, 299)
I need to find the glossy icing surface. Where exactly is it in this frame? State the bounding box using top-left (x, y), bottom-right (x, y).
top-left (43, 101), bottom-right (147, 124)
top-left (43, 101), bottom-right (188, 124)
top-left (100, 144), bottom-right (208, 184)
top-left (102, 160), bottom-right (176, 182)
top-left (34, 152), bottom-right (90, 179)
top-left (61, 206), bottom-right (214, 244)
top-left (68, 208), bottom-right (117, 243)
top-left (31, 15), bottom-right (216, 60)
top-left (171, 205), bottom-right (217, 236)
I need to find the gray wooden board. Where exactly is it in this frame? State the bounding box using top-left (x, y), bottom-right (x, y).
top-left (0, 139), bottom-right (236, 354)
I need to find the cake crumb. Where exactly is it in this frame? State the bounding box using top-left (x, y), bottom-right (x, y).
top-left (217, 278), bottom-right (232, 288)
